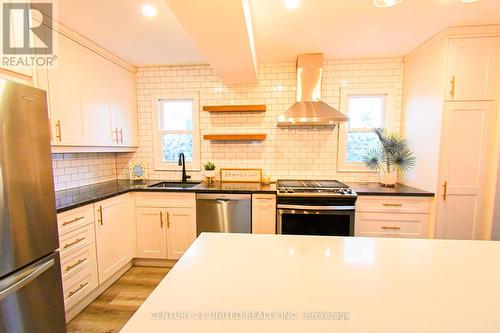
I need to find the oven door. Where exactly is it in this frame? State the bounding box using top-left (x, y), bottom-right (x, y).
top-left (277, 205), bottom-right (355, 236)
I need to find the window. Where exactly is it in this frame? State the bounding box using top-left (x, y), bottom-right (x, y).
top-left (338, 89), bottom-right (395, 171)
top-left (152, 93), bottom-right (200, 171)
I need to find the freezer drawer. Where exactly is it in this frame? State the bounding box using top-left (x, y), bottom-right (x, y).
top-left (196, 193), bottom-right (251, 236)
top-left (0, 252), bottom-right (66, 333)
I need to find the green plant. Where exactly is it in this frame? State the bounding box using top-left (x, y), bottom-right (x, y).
top-left (204, 161), bottom-right (216, 171)
top-left (363, 128), bottom-right (416, 173)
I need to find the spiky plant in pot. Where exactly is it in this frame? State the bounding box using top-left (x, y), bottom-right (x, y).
top-left (363, 128), bottom-right (416, 186)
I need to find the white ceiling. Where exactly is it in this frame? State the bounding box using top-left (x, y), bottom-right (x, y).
top-left (250, 0), bottom-right (500, 62)
top-left (55, 0), bottom-right (500, 67)
top-left (55, 0), bottom-right (205, 66)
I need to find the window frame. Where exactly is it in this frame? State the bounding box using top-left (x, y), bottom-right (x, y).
top-left (152, 92), bottom-right (201, 171)
top-left (337, 88), bottom-right (397, 172)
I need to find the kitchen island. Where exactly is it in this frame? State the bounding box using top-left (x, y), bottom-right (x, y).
top-left (120, 233), bottom-right (500, 333)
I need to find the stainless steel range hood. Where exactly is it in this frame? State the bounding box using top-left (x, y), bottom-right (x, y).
top-left (277, 53), bottom-right (349, 127)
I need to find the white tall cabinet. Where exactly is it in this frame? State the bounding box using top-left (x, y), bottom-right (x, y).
top-left (402, 27), bottom-right (500, 240)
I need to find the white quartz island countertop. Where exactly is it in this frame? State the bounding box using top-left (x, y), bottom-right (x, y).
top-left (120, 233), bottom-right (500, 333)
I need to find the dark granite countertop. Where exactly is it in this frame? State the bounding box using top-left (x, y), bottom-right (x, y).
top-left (55, 179), bottom-right (276, 213)
top-left (346, 182), bottom-right (434, 197)
top-left (55, 180), bottom-right (432, 213)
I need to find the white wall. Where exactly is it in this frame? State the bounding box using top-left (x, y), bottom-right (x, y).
top-left (116, 58), bottom-right (404, 182)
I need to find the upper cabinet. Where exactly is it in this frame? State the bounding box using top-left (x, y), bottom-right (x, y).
top-left (445, 37), bottom-right (500, 101)
top-left (47, 34), bottom-right (89, 146)
top-left (113, 67), bottom-right (139, 147)
top-left (42, 27), bottom-right (138, 151)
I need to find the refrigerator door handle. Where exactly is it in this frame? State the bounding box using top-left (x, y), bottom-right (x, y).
top-left (0, 259), bottom-right (54, 301)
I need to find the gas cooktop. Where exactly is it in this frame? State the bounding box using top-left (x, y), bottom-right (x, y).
top-left (277, 179), bottom-right (356, 197)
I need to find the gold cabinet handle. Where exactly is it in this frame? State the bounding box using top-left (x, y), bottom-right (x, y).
top-left (381, 226), bottom-right (401, 230)
top-left (382, 203), bottom-right (403, 207)
top-left (119, 128), bottom-right (123, 144)
top-left (62, 216), bottom-right (84, 226)
top-left (65, 257), bottom-right (87, 272)
top-left (167, 211), bottom-right (170, 228)
top-left (55, 120), bottom-right (62, 141)
top-left (113, 128), bottom-right (119, 144)
top-left (160, 211), bottom-right (164, 228)
top-left (97, 206), bottom-right (103, 225)
top-left (63, 237), bottom-right (85, 249)
top-left (449, 75), bottom-right (455, 99)
top-left (68, 282), bottom-right (89, 298)
top-left (442, 181), bottom-right (447, 201)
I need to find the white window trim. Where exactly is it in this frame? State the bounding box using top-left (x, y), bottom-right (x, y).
top-left (337, 88), bottom-right (398, 172)
top-left (151, 92), bottom-right (201, 171)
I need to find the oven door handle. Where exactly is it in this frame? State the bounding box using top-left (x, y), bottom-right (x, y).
top-left (277, 204), bottom-right (356, 211)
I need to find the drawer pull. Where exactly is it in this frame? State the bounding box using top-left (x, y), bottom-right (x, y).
top-left (382, 203), bottom-right (403, 207)
top-left (63, 237), bottom-right (85, 249)
top-left (62, 216), bottom-right (85, 226)
top-left (68, 282), bottom-right (89, 298)
top-left (381, 226), bottom-right (401, 230)
top-left (65, 258), bottom-right (87, 272)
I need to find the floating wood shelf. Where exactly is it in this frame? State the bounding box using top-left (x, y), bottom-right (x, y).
top-left (203, 134), bottom-right (267, 141)
top-left (202, 105), bottom-right (266, 112)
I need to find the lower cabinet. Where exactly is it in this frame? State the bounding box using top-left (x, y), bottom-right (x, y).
top-left (355, 195), bottom-right (432, 238)
top-left (166, 208), bottom-right (197, 260)
top-left (135, 193), bottom-right (197, 260)
top-left (252, 194), bottom-right (277, 234)
top-left (94, 194), bottom-right (134, 282)
top-left (136, 207), bottom-right (167, 259)
top-left (56, 204), bottom-right (99, 313)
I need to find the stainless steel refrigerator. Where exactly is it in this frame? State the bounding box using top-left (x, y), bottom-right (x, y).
top-left (0, 79), bottom-right (66, 332)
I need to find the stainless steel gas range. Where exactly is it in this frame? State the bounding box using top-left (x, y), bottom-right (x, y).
top-left (277, 180), bottom-right (357, 236)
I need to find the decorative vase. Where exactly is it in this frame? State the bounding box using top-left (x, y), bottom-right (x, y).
top-left (204, 170), bottom-right (216, 184)
top-left (380, 171), bottom-right (397, 187)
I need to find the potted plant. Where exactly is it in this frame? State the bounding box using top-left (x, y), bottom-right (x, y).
top-left (363, 128), bottom-right (416, 187)
top-left (203, 161), bottom-right (216, 179)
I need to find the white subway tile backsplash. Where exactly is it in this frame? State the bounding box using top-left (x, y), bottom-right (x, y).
top-left (52, 58), bottom-right (403, 190)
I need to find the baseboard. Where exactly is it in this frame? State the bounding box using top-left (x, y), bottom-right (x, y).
top-left (133, 258), bottom-right (177, 268)
top-left (65, 261), bottom-right (133, 323)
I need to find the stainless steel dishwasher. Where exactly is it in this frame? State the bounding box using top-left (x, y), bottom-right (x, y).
top-left (196, 193), bottom-right (251, 235)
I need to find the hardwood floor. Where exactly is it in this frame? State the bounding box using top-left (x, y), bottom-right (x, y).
top-left (67, 266), bottom-right (170, 333)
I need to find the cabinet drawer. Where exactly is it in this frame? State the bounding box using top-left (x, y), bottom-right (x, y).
top-left (356, 196), bottom-right (431, 214)
top-left (59, 223), bottom-right (96, 258)
top-left (62, 259), bottom-right (98, 310)
top-left (57, 204), bottom-right (94, 236)
top-left (135, 192), bottom-right (196, 208)
top-left (355, 212), bottom-right (429, 238)
top-left (60, 243), bottom-right (97, 281)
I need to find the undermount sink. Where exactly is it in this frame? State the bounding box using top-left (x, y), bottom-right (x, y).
top-left (148, 181), bottom-right (201, 189)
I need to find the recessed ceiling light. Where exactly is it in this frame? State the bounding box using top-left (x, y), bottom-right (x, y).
top-left (284, 0), bottom-right (300, 10)
top-left (373, 0), bottom-right (402, 8)
top-left (142, 4), bottom-right (157, 17)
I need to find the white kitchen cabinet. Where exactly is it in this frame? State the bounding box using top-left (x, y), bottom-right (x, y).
top-left (94, 194), bottom-right (134, 283)
top-left (252, 194), bottom-right (276, 234)
top-left (113, 66), bottom-right (139, 146)
top-left (136, 207), bottom-right (167, 259)
top-left (135, 193), bottom-right (197, 260)
top-left (445, 37), bottom-right (500, 101)
top-left (41, 25), bottom-right (138, 151)
top-left (166, 208), bottom-right (197, 260)
top-left (355, 196), bottom-right (431, 238)
top-left (436, 101), bottom-right (496, 240)
top-left (47, 33), bottom-right (89, 146)
top-left (84, 49), bottom-right (115, 146)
